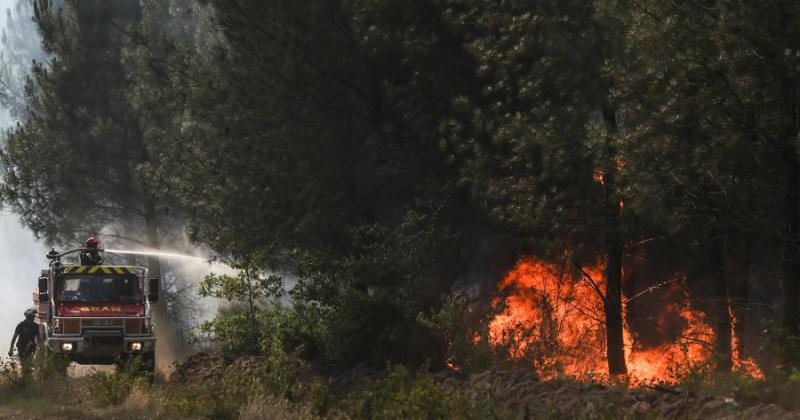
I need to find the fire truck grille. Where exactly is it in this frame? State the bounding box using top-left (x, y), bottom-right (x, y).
top-left (85, 335), bottom-right (123, 347)
top-left (125, 319), bottom-right (143, 334)
top-left (82, 319), bottom-right (124, 327)
top-left (62, 319), bottom-right (80, 334)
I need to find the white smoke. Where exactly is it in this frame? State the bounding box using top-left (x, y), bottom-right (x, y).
top-left (0, 213), bottom-right (48, 358)
top-left (103, 236), bottom-right (237, 326)
top-left (0, 0), bottom-right (48, 361)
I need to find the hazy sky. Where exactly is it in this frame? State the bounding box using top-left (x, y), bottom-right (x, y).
top-left (0, 0), bottom-right (49, 353)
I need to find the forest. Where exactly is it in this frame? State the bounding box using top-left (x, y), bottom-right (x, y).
top-left (1, 0), bottom-right (800, 418)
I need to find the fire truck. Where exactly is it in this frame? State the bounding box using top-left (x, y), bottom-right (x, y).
top-left (32, 248), bottom-right (159, 370)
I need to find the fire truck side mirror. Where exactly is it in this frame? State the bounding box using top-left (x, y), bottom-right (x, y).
top-left (148, 277), bottom-right (159, 302)
top-left (38, 276), bottom-right (49, 301)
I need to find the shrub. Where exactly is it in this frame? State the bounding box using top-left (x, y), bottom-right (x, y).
top-left (87, 370), bottom-right (139, 407)
top-left (346, 365), bottom-right (509, 419)
top-left (87, 354), bottom-right (153, 407)
top-left (0, 351), bottom-right (71, 402)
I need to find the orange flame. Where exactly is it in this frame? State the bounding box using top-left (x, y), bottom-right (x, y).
top-left (487, 257), bottom-right (762, 382)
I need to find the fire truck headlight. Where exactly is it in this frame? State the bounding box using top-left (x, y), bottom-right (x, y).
top-left (130, 342), bottom-right (142, 351)
top-left (61, 342), bottom-right (73, 352)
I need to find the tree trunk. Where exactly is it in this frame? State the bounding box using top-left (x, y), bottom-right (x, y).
top-left (709, 227), bottom-right (732, 372)
top-left (727, 230), bottom-right (751, 357)
top-left (601, 104), bottom-right (627, 375)
top-left (604, 210), bottom-right (627, 375)
top-left (782, 150), bottom-right (800, 336)
top-left (143, 199), bottom-right (185, 380)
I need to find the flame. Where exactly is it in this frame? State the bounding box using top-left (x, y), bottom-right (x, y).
top-left (488, 258), bottom-right (606, 376)
top-left (446, 358), bottom-right (460, 371)
top-left (730, 306), bottom-right (764, 379)
top-left (593, 170), bottom-right (605, 186)
top-left (487, 257), bottom-right (762, 382)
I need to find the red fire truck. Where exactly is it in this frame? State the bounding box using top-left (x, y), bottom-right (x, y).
top-left (33, 248), bottom-right (159, 370)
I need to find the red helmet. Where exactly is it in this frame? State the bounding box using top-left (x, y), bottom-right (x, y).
top-left (86, 237), bottom-right (100, 247)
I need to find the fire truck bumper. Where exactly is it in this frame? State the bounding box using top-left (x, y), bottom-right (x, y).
top-left (46, 336), bottom-right (156, 357)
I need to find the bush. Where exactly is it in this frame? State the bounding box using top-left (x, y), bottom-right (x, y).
top-left (421, 291), bottom-right (552, 377)
top-left (418, 292), bottom-right (497, 374)
top-left (345, 365), bottom-right (509, 419)
top-left (87, 371), bottom-right (139, 407)
top-left (0, 351), bottom-right (71, 402)
top-left (662, 350), bottom-right (800, 413)
top-left (87, 354), bottom-right (154, 407)
top-left (238, 394), bottom-right (320, 420)
top-left (160, 354), bottom-right (306, 419)
top-left (160, 382), bottom-right (244, 419)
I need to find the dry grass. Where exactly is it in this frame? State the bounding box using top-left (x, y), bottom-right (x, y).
top-left (238, 394), bottom-right (321, 420)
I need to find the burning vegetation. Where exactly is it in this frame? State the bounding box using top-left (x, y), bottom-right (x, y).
top-left (484, 257), bottom-right (763, 383)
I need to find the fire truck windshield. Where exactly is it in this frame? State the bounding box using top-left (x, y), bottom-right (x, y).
top-left (59, 274), bottom-right (142, 303)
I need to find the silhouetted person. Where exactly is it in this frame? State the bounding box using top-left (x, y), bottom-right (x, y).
top-left (8, 308), bottom-right (40, 372)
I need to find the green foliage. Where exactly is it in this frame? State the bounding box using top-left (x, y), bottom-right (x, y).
top-left (345, 365), bottom-right (510, 420)
top-left (283, 200), bottom-right (460, 365)
top-left (665, 361), bottom-right (800, 412)
top-left (762, 321), bottom-right (800, 370)
top-left (197, 257), bottom-right (284, 359)
top-left (0, 0), bottom-right (173, 245)
top-left (0, 0), bottom-right (45, 120)
top-left (31, 350), bottom-right (71, 380)
top-left (87, 355), bottom-right (154, 407)
top-left (156, 354), bottom-right (307, 419)
top-left (87, 371), bottom-right (139, 407)
top-left (160, 381), bottom-right (247, 419)
top-left (197, 309), bottom-right (261, 360)
top-left (419, 292), bottom-right (545, 376)
top-left (6, 0), bottom-right (800, 382)
top-left (418, 293), bottom-right (494, 374)
top-left (667, 359), bottom-right (717, 390)
top-left (439, 1), bottom-right (607, 238)
top-left (0, 351), bottom-right (70, 402)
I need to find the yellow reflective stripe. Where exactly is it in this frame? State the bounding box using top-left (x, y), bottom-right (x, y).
top-left (65, 265), bottom-right (141, 274)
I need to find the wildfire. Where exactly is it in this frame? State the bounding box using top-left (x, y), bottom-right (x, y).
top-left (487, 257), bottom-right (762, 383)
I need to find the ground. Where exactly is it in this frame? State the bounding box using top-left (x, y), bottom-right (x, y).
top-left (3, 353), bottom-right (800, 419)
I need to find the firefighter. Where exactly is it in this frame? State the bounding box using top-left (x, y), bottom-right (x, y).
top-left (80, 236), bottom-right (103, 266)
top-left (8, 308), bottom-right (40, 371)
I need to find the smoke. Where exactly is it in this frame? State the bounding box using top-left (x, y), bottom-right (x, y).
top-left (0, 0), bottom-right (48, 362)
top-left (99, 230), bottom-right (238, 377)
top-left (0, 0), bottom-right (239, 374)
top-left (0, 213), bottom-right (47, 360)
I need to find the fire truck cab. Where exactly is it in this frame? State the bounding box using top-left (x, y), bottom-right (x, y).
top-left (33, 248), bottom-right (158, 369)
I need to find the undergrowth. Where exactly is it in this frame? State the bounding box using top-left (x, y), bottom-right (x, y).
top-left (0, 351), bottom-right (71, 402)
top-left (4, 350), bottom-right (800, 419)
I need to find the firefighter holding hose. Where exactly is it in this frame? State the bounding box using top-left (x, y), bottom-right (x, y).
top-left (80, 236), bottom-right (103, 266)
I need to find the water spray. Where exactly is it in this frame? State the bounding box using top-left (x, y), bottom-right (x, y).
top-left (102, 248), bottom-right (235, 378)
top-left (103, 248), bottom-right (235, 271)
top-left (103, 247), bottom-right (236, 276)
top-left (104, 248), bottom-right (213, 263)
